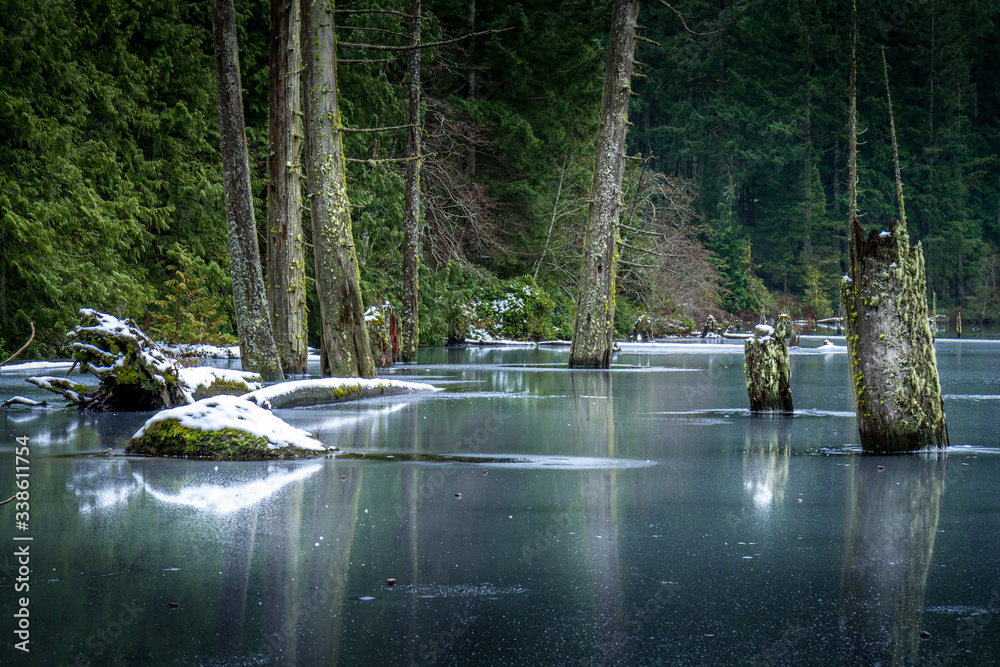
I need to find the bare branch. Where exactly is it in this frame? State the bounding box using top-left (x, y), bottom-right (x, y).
top-left (340, 123), bottom-right (417, 134)
top-left (635, 34), bottom-right (662, 47)
top-left (0, 322), bottom-right (35, 367)
top-left (345, 155), bottom-right (426, 164)
top-left (658, 1), bottom-right (725, 37)
top-left (339, 58), bottom-right (393, 65)
top-left (338, 27), bottom-right (513, 52)
top-left (334, 8), bottom-right (415, 19)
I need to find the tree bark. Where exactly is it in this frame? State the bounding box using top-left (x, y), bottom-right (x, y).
top-left (744, 323), bottom-right (793, 413)
top-left (569, 0), bottom-right (640, 369)
top-left (211, 0), bottom-right (283, 382)
top-left (400, 0), bottom-right (422, 362)
top-left (841, 8), bottom-right (947, 452)
top-left (267, 0), bottom-right (308, 374)
top-left (301, 0), bottom-right (376, 378)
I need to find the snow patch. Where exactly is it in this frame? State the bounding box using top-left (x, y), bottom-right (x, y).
top-left (178, 367), bottom-right (263, 400)
top-left (133, 395), bottom-right (325, 451)
top-left (879, 230), bottom-right (892, 238)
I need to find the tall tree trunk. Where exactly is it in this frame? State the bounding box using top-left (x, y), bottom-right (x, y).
top-left (840, 7), bottom-right (948, 452)
top-left (300, 0), bottom-right (376, 379)
top-left (267, 0), bottom-right (307, 374)
top-left (569, 0), bottom-right (639, 369)
top-left (401, 0), bottom-right (422, 363)
top-left (211, 0), bottom-right (283, 382)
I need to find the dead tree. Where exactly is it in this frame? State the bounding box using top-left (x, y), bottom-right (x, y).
top-left (401, 0), bottom-right (422, 362)
top-left (267, 0), bottom-right (308, 373)
top-left (744, 323), bottom-right (793, 413)
top-left (301, 0), bottom-right (376, 378)
top-left (839, 10), bottom-right (948, 452)
top-left (211, 0), bottom-right (284, 381)
top-left (569, 0), bottom-right (640, 368)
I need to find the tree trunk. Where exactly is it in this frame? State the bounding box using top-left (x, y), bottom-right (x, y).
top-left (744, 323), bottom-right (793, 413)
top-left (211, 0), bottom-right (284, 382)
top-left (568, 0), bottom-right (639, 369)
top-left (300, 0), bottom-right (376, 379)
top-left (841, 11), bottom-right (947, 452)
top-left (266, 0), bottom-right (307, 374)
top-left (401, 0), bottom-right (422, 362)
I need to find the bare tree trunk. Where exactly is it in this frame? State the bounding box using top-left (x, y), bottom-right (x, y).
top-left (840, 7), bottom-right (948, 452)
top-left (267, 0), bottom-right (307, 374)
top-left (401, 0), bottom-right (422, 363)
top-left (300, 0), bottom-right (376, 379)
top-left (569, 0), bottom-right (640, 368)
top-left (211, 0), bottom-right (283, 381)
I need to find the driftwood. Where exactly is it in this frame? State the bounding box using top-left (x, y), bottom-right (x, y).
top-left (1, 396), bottom-right (47, 408)
top-left (744, 323), bottom-right (793, 413)
top-left (28, 309), bottom-right (187, 411)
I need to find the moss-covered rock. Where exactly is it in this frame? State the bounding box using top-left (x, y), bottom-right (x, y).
top-left (127, 421), bottom-right (320, 460)
top-left (126, 395), bottom-right (328, 460)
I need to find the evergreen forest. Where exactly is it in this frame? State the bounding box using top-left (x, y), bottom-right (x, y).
top-left (2, 0), bottom-right (998, 356)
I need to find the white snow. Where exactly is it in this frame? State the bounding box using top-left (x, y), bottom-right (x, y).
top-left (754, 324), bottom-right (775, 337)
top-left (132, 395), bottom-right (325, 451)
top-left (178, 367), bottom-right (263, 400)
top-left (879, 230), bottom-right (892, 238)
top-left (1, 360), bottom-right (75, 373)
top-left (842, 275), bottom-right (852, 282)
top-left (242, 377), bottom-right (440, 407)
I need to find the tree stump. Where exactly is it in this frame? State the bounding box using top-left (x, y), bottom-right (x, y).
top-left (744, 323), bottom-right (793, 413)
top-left (841, 219), bottom-right (948, 452)
top-left (365, 302), bottom-right (401, 367)
top-left (29, 309), bottom-right (187, 411)
top-left (701, 314), bottom-right (718, 338)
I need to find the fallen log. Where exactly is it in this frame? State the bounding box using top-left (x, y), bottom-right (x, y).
top-left (242, 377), bottom-right (439, 409)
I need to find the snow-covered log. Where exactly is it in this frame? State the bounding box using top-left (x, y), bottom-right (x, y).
top-left (242, 377), bottom-right (438, 409)
top-left (744, 323), bottom-right (793, 413)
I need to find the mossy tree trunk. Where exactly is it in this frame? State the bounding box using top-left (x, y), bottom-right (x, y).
top-left (744, 324), bottom-right (793, 413)
top-left (301, 0), bottom-right (376, 379)
top-left (840, 12), bottom-right (947, 452)
top-left (211, 0), bottom-right (283, 381)
top-left (568, 0), bottom-right (639, 368)
top-left (841, 221), bottom-right (948, 451)
top-left (266, 0), bottom-right (308, 374)
top-left (401, 0), bottom-right (422, 362)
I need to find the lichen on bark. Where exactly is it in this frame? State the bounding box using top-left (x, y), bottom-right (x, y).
top-left (744, 324), bottom-right (793, 413)
top-left (301, 0), bottom-right (376, 379)
top-left (841, 219), bottom-right (948, 452)
top-left (568, 0), bottom-right (639, 369)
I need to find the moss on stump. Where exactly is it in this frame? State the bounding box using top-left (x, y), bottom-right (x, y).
top-left (744, 324), bottom-right (793, 413)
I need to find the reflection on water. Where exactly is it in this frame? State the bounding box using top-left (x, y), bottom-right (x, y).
top-left (743, 415), bottom-right (792, 510)
top-left (2, 344), bottom-right (1000, 665)
top-left (838, 455), bottom-right (946, 665)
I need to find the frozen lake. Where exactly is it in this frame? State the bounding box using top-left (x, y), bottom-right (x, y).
top-left (1, 336), bottom-right (998, 665)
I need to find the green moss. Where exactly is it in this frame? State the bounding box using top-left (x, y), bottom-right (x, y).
top-left (126, 420), bottom-right (323, 460)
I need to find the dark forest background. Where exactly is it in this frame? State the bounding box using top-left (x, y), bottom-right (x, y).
top-left (2, 0), bottom-right (998, 354)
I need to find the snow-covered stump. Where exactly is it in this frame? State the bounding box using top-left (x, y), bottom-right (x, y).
top-left (29, 309), bottom-right (187, 410)
top-left (744, 324), bottom-right (793, 413)
top-left (775, 313), bottom-right (798, 347)
top-left (841, 219), bottom-right (948, 452)
top-left (126, 395), bottom-right (329, 460)
top-left (701, 314), bottom-right (718, 338)
top-left (365, 302), bottom-right (401, 368)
